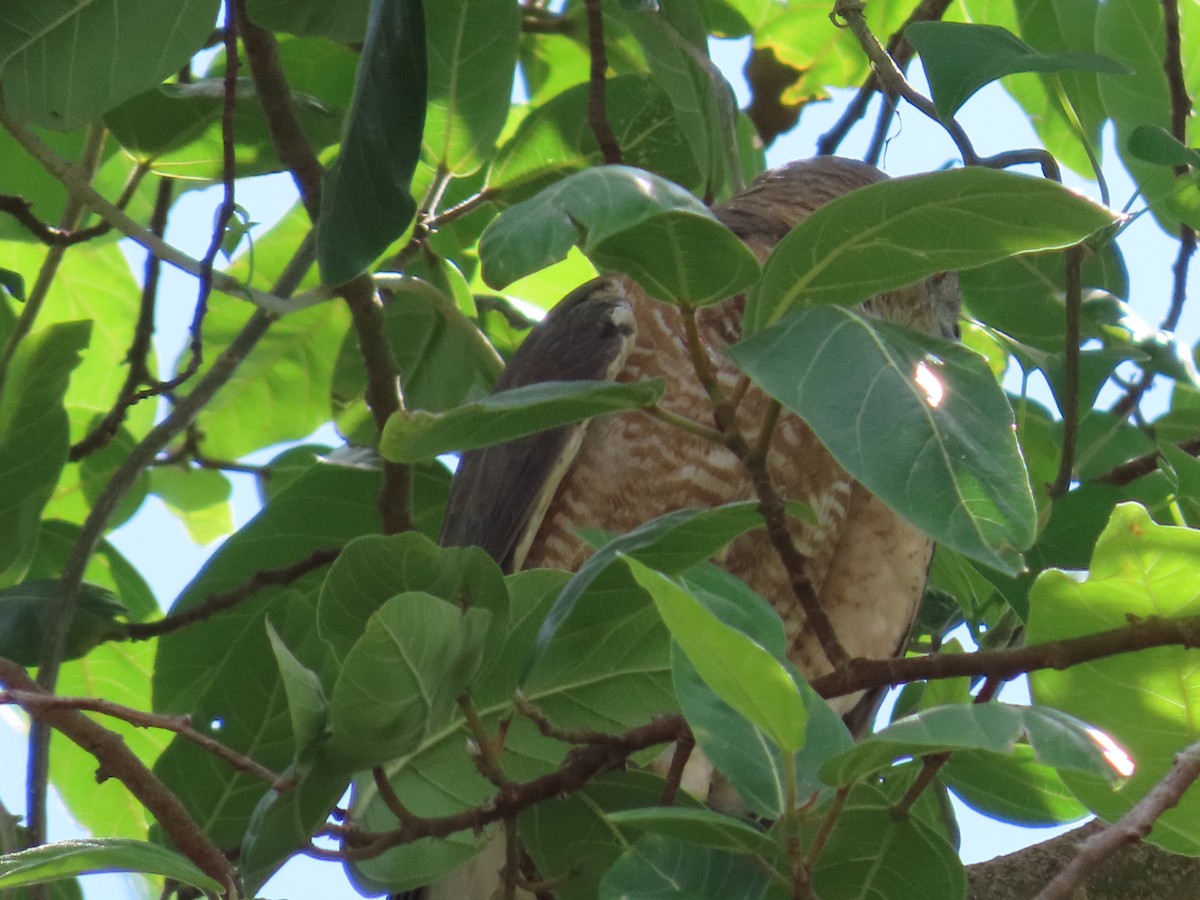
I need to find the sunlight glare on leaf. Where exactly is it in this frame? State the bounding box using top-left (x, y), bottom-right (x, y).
top-left (914, 359), bottom-right (946, 408)
top-left (1088, 727), bottom-right (1135, 778)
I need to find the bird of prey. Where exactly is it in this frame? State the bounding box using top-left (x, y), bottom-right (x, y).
top-left (442, 156), bottom-right (960, 702)
top-left (429, 157), bottom-right (961, 898)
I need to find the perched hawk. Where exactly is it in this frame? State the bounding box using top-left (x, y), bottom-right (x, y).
top-left (430, 157), bottom-right (961, 897)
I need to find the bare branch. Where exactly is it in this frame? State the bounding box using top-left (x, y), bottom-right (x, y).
top-left (810, 613), bottom-right (1200, 700)
top-left (123, 547), bottom-right (342, 641)
top-left (0, 659), bottom-right (238, 895)
top-left (584, 0), bottom-right (621, 165)
top-left (1049, 246), bottom-right (1084, 498)
top-left (1034, 741), bottom-right (1200, 900)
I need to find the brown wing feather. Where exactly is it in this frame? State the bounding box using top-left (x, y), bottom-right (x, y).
top-left (438, 276), bottom-right (636, 571)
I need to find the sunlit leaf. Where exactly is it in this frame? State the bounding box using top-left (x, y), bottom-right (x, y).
top-left (0, 840), bottom-right (221, 896)
top-left (731, 307), bottom-right (1035, 574)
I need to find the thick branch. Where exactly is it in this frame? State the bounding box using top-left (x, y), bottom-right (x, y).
top-left (0, 659), bottom-right (237, 894)
top-left (1035, 741), bottom-right (1200, 899)
top-left (810, 613), bottom-right (1200, 699)
top-left (967, 819), bottom-right (1200, 900)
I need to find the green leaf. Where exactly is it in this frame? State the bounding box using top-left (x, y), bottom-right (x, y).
top-left (730, 306), bottom-right (1036, 574)
top-left (150, 467), bottom-right (233, 546)
top-left (0, 267), bottom-right (25, 301)
top-left (317, 0), bottom-right (426, 285)
top-left (348, 567), bottom-right (672, 892)
top-left (942, 746), bottom-right (1090, 827)
top-left (379, 378), bottom-right (665, 464)
top-left (1126, 124), bottom-right (1200, 169)
top-left (0, 0), bottom-right (219, 129)
top-left (0, 580), bottom-right (127, 667)
top-left (152, 461), bottom-right (381, 849)
top-left (0, 839), bottom-right (222, 896)
top-left (599, 833), bottom-right (770, 900)
top-left (265, 621), bottom-right (329, 759)
top-left (907, 21), bottom-right (1130, 120)
top-left (423, 0), bottom-right (519, 174)
top-left (488, 74), bottom-right (703, 203)
top-left (812, 783), bottom-right (965, 900)
top-left (673, 651), bottom-right (852, 819)
top-left (624, 557), bottom-right (806, 753)
top-left (819, 703), bottom-right (1126, 788)
top-left (531, 503), bottom-right (778, 669)
top-left (1029, 503), bottom-right (1200, 854)
top-left (331, 275), bottom-right (502, 445)
top-left (245, 0), bottom-right (372, 40)
top-left (521, 771), bottom-right (703, 900)
top-left (606, 808), bottom-right (776, 856)
top-left (619, 2), bottom-right (739, 200)
top-left (0, 320), bottom-right (90, 585)
top-left (744, 167), bottom-right (1115, 333)
top-left (329, 592), bottom-right (492, 767)
top-left (478, 166), bottom-right (760, 304)
top-left (315, 532), bottom-right (507, 678)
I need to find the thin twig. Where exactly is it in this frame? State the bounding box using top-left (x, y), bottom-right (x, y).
top-left (70, 177), bottom-right (174, 460)
top-left (658, 729), bottom-right (695, 807)
top-left (583, 0), bottom-right (621, 164)
top-left (817, 0), bottom-right (954, 156)
top-left (2, 690), bottom-right (284, 788)
top-left (0, 123), bottom-right (106, 403)
top-left (123, 547), bottom-right (341, 641)
top-left (516, 694), bottom-right (631, 747)
top-left (1092, 434), bottom-right (1200, 486)
top-left (0, 99), bottom-right (318, 317)
top-left (340, 716), bottom-right (685, 859)
top-left (679, 306), bottom-right (849, 671)
top-left (0, 660), bottom-right (237, 894)
top-left (1033, 741), bottom-right (1200, 899)
top-left (1049, 245), bottom-right (1084, 498)
top-left (238, 0), bottom-right (413, 535)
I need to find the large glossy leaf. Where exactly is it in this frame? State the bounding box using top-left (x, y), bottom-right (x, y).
top-left (907, 21), bottom-right (1129, 119)
top-left (599, 834), bottom-right (770, 900)
top-left (0, 321), bottom-right (89, 585)
top-left (812, 783), bottom-right (965, 900)
top-left (745, 167), bottom-right (1115, 333)
top-left (1095, 0), bottom-right (1200, 232)
top-left (730, 306), bottom-right (1036, 574)
top-left (488, 74), bottom-right (703, 203)
top-left (152, 459), bottom-right (380, 849)
top-left (0, 840), bottom-right (221, 896)
top-left (0, 0), bottom-right (218, 129)
top-left (819, 703), bottom-right (1127, 788)
top-left (625, 558), bottom-right (806, 753)
top-left (619, 1), bottom-right (738, 200)
top-left (328, 593), bottom-right (492, 767)
top-left (422, 0), bottom-right (518, 175)
top-left (478, 166), bottom-right (760, 304)
top-left (1030, 503), bottom-right (1200, 854)
top-left (245, 0), bottom-right (372, 40)
top-left (942, 746), bottom-right (1090, 827)
top-left (521, 771), bottom-right (704, 900)
top-left (317, 0), bottom-right (426, 285)
top-left (380, 378), bottom-right (665, 464)
top-left (347, 567), bottom-right (673, 892)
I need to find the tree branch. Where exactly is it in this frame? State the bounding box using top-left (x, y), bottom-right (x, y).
top-left (1034, 741), bottom-right (1200, 899)
top-left (237, 0), bottom-right (413, 535)
top-left (342, 716), bottom-right (685, 858)
top-left (1092, 434), bottom-right (1200, 486)
top-left (122, 547), bottom-right (341, 641)
top-left (583, 0), bottom-right (621, 165)
top-left (810, 613), bottom-right (1200, 700)
top-left (1049, 246), bottom-right (1084, 498)
top-left (0, 659), bottom-right (237, 895)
